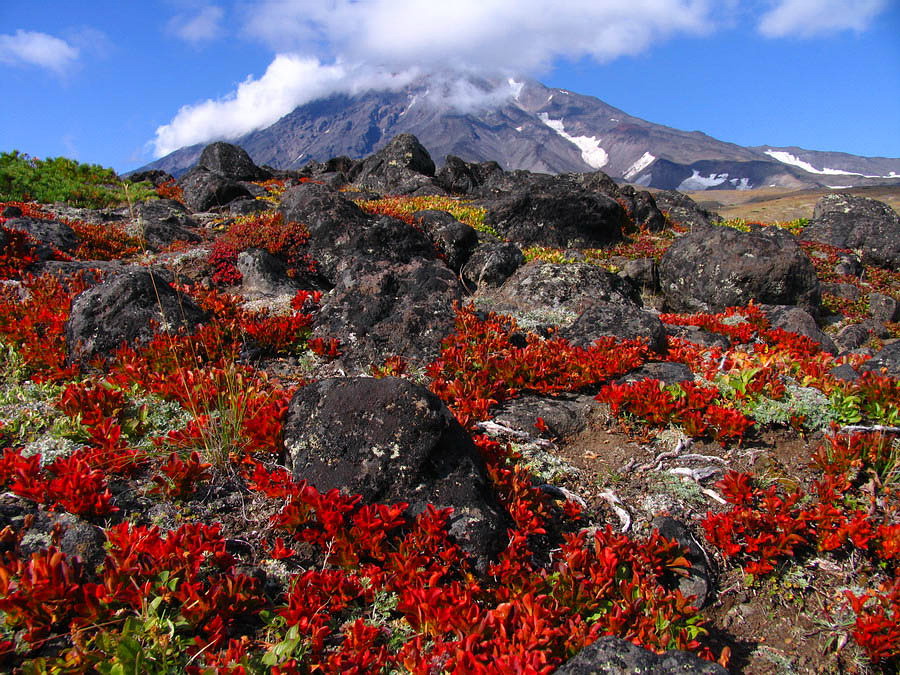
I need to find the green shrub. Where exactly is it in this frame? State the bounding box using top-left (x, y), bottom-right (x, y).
top-left (0, 150), bottom-right (154, 208)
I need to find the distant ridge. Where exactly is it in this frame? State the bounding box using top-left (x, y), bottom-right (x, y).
top-left (143, 76), bottom-right (900, 191)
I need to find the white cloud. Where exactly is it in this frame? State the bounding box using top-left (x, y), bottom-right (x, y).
top-left (759, 0), bottom-right (889, 37)
top-left (152, 56), bottom-right (421, 156)
top-left (152, 0), bottom-right (722, 155)
top-left (168, 5), bottom-right (226, 44)
top-left (0, 29), bottom-right (79, 73)
top-left (242, 0), bottom-right (717, 72)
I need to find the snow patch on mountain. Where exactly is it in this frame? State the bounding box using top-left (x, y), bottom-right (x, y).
top-left (538, 113), bottom-right (608, 169)
top-left (764, 150), bottom-right (895, 178)
top-left (623, 152), bottom-right (655, 180)
top-left (400, 93), bottom-right (419, 116)
top-left (677, 171), bottom-right (730, 191)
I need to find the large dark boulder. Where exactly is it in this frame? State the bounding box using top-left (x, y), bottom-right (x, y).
top-left (280, 182), bottom-right (369, 234)
top-left (561, 301), bottom-right (668, 354)
top-left (490, 262), bottom-right (641, 318)
top-left (65, 269), bottom-right (208, 365)
top-left (347, 134), bottom-right (438, 195)
top-left (491, 393), bottom-right (598, 439)
top-left (651, 190), bottom-right (719, 231)
top-left (413, 210), bottom-right (479, 273)
top-left (556, 636), bottom-right (727, 674)
top-left (802, 193), bottom-right (900, 269)
top-left (178, 167), bottom-right (252, 212)
top-left (197, 142), bottom-right (270, 181)
top-left (314, 258), bottom-right (462, 372)
top-left (434, 155), bottom-right (503, 195)
top-left (483, 187), bottom-right (629, 249)
top-left (127, 169), bottom-right (173, 187)
top-left (131, 199), bottom-right (200, 250)
top-left (338, 216), bottom-right (438, 270)
top-left (659, 226), bottom-right (820, 314)
top-left (2, 217), bottom-right (79, 257)
top-left (617, 185), bottom-right (667, 232)
top-left (461, 242), bottom-right (525, 291)
top-left (283, 376), bottom-right (511, 567)
top-left (281, 184), bottom-right (438, 283)
top-left (237, 248), bottom-right (300, 297)
top-left (278, 183), bottom-right (371, 280)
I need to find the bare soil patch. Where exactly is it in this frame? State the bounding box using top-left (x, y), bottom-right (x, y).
top-left (545, 413), bottom-right (884, 674)
top-left (680, 185), bottom-right (900, 222)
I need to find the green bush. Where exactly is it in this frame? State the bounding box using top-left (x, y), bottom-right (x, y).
top-left (0, 150), bottom-right (154, 208)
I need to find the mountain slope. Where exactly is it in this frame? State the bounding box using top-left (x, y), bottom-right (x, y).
top-left (144, 77), bottom-right (900, 191)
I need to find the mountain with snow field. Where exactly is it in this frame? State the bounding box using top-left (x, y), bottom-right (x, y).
top-left (143, 76), bottom-right (900, 191)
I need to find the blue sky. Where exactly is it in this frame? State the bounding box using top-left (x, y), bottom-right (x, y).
top-left (1, 1), bottom-right (898, 173)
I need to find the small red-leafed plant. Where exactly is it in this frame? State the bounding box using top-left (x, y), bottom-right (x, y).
top-left (372, 355), bottom-right (408, 378)
top-left (429, 304), bottom-right (647, 428)
top-left (0, 227), bottom-right (44, 279)
top-left (150, 451), bottom-right (212, 498)
top-left (156, 178), bottom-right (184, 203)
top-left (0, 271), bottom-right (93, 381)
top-left (307, 336), bottom-right (341, 359)
top-left (207, 212), bottom-right (315, 286)
top-left (598, 378), bottom-right (754, 444)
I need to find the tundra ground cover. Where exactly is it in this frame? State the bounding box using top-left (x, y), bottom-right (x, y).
top-left (0, 185), bottom-right (899, 673)
top-left (355, 195), bottom-right (496, 237)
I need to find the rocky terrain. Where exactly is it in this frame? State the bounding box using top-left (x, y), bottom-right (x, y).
top-left (1, 135), bottom-right (899, 673)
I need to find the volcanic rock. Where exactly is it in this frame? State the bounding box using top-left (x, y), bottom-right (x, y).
top-left (178, 167), bottom-right (252, 212)
top-left (619, 258), bottom-right (659, 293)
top-left (65, 268), bottom-right (208, 366)
top-left (313, 258), bottom-right (462, 372)
top-left (659, 226), bottom-right (820, 314)
top-left (617, 185), bottom-right (667, 231)
top-left (833, 322), bottom-right (880, 353)
top-left (859, 341), bottom-right (900, 379)
top-left (2, 217), bottom-right (79, 257)
top-left (131, 199), bottom-right (200, 250)
top-left (618, 361), bottom-right (695, 386)
top-left (490, 262), bottom-right (640, 318)
top-left (282, 376), bottom-right (511, 567)
top-left (482, 184), bottom-right (629, 248)
top-left (237, 248), bottom-right (300, 297)
top-left (197, 141), bottom-right (271, 181)
top-left (802, 193), bottom-right (900, 269)
top-left (651, 190), bottom-right (718, 230)
top-left (556, 636), bottom-right (727, 674)
top-left (461, 242), bottom-right (525, 291)
top-left (491, 394), bottom-right (598, 439)
top-left (561, 301), bottom-right (668, 354)
top-left (413, 209), bottom-right (479, 273)
top-left (281, 183), bottom-right (437, 284)
top-left (347, 134), bottom-right (438, 195)
top-left (434, 155), bottom-right (504, 195)
top-left (761, 305), bottom-right (837, 354)
top-left (868, 293), bottom-right (900, 323)
top-left (652, 516), bottom-right (715, 607)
